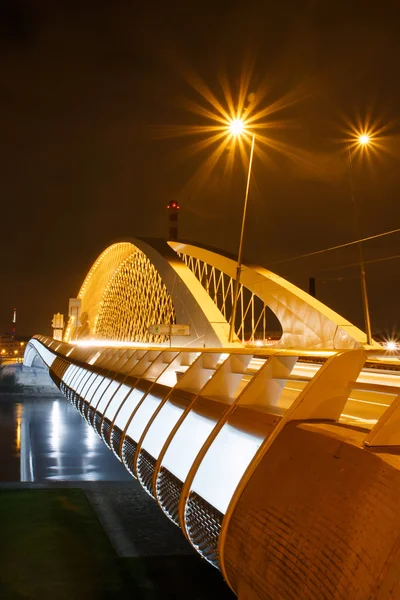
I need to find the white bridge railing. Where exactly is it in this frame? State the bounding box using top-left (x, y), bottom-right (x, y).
top-left (24, 335), bottom-right (400, 593)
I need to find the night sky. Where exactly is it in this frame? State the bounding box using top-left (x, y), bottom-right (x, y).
top-left (1, 0), bottom-right (399, 339)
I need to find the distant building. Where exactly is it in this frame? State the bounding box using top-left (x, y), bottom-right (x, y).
top-left (0, 335), bottom-right (28, 362)
top-left (0, 308), bottom-right (29, 362)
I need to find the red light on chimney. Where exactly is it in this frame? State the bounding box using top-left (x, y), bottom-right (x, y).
top-left (167, 199), bottom-right (180, 240)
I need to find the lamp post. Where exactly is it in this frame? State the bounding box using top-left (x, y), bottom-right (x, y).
top-left (347, 134), bottom-right (373, 346)
top-left (228, 118), bottom-right (256, 343)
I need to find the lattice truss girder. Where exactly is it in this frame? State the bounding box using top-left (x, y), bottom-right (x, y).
top-left (93, 250), bottom-right (176, 343)
top-left (178, 253), bottom-right (270, 343)
top-left (65, 243), bottom-right (135, 342)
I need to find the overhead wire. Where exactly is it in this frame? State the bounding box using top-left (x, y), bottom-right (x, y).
top-left (314, 253), bottom-right (400, 274)
top-left (272, 227), bottom-right (400, 265)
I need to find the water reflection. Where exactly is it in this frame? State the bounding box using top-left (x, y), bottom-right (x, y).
top-left (0, 400), bottom-right (21, 480)
top-left (15, 402), bottom-right (22, 453)
top-left (0, 395), bottom-right (131, 483)
top-left (50, 400), bottom-right (61, 452)
top-left (85, 424), bottom-right (98, 452)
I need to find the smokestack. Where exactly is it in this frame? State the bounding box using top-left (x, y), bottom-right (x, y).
top-left (167, 200), bottom-right (180, 241)
top-left (11, 307), bottom-right (16, 337)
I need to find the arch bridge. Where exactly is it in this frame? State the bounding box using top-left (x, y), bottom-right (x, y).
top-left (24, 239), bottom-right (400, 599)
top-left (63, 238), bottom-right (375, 350)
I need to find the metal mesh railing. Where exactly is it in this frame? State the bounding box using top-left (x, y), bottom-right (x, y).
top-left (156, 467), bottom-right (183, 526)
top-left (101, 418), bottom-right (112, 448)
top-left (86, 406), bottom-right (96, 425)
top-left (111, 426), bottom-right (123, 459)
top-left (137, 449), bottom-right (156, 497)
top-left (93, 412), bottom-right (103, 436)
top-left (121, 436), bottom-right (138, 477)
top-left (185, 491), bottom-right (223, 568)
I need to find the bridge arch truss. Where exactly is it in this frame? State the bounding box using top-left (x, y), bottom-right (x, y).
top-left (64, 237), bottom-right (375, 350)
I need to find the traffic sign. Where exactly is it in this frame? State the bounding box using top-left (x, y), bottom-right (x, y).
top-left (170, 324), bottom-right (190, 336)
top-left (147, 324), bottom-right (190, 336)
top-left (147, 324), bottom-right (171, 335)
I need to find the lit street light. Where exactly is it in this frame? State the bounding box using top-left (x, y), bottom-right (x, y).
top-left (228, 117), bottom-right (256, 343)
top-left (385, 340), bottom-right (399, 351)
top-left (358, 133), bottom-right (370, 146)
top-left (229, 118), bottom-right (245, 136)
top-left (162, 77), bottom-right (295, 344)
top-left (347, 132), bottom-right (373, 346)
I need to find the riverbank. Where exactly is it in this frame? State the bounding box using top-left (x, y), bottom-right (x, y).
top-left (0, 364), bottom-right (234, 599)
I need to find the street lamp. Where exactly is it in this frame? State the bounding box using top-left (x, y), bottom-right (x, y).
top-left (228, 118), bottom-right (256, 343)
top-left (358, 134), bottom-right (370, 146)
top-left (347, 133), bottom-right (373, 346)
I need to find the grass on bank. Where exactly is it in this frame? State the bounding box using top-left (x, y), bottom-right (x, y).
top-left (0, 489), bottom-right (234, 600)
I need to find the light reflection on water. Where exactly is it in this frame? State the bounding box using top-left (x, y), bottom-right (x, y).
top-left (15, 402), bottom-right (23, 453)
top-left (0, 395), bottom-right (131, 483)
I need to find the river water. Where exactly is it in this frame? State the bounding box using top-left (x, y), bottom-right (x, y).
top-left (0, 394), bottom-right (131, 482)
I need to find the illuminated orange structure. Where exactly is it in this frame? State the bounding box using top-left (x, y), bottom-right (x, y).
top-left (25, 334), bottom-right (400, 599)
top-left (25, 239), bottom-right (400, 599)
top-left (63, 238), bottom-right (376, 350)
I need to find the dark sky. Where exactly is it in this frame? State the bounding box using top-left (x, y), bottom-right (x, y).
top-left (1, 0), bottom-right (399, 338)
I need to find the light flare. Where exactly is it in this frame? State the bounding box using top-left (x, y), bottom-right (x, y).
top-left (348, 127), bottom-right (379, 156)
top-left (383, 339), bottom-right (399, 352)
top-left (358, 133), bottom-right (370, 146)
top-left (343, 113), bottom-right (392, 166)
top-left (229, 118), bottom-right (246, 136)
top-left (154, 66), bottom-right (308, 200)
